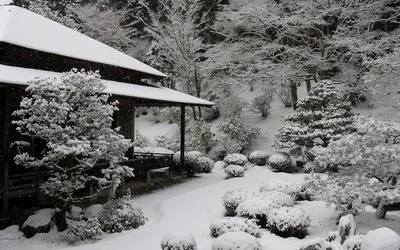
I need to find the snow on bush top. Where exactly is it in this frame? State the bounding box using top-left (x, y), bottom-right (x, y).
top-left (343, 235), bottom-right (363, 250)
top-left (173, 151), bottom-right (203, 163)
top-left (223, 154), bottom-right (248, 166)
top-left (198, 156), bottom-right (215, 173)
top-left (161, 232), bottom-right (197, 250)
top-left (210, 217), bottom-right (262, 238)
top-left (236, 197), bottom-right (280, 217)
top-left (259, 179), bottom-right (302, 199)
top-left (299, 237), bottom-right (343, 250)
top-left (268, 152), bottom-right (291, 165)
top-left (224, 165), bottom-right (245, 178)
top-left (258, 191), bottom-right (294, 207)
top-left (222, 189), bottom-right (247, 207)
top-left (249, 150), bottom-right (269, 165)
top-left (361, 227), bottom-right (400, 250)
top-left (267, 207), bottom-right (311, 232)
top-left (211, 232), bottom-right (262, 250)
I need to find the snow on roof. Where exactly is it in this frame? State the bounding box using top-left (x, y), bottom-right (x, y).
top-left (0, 5), bottom-right (167, 78)
top-left (0, 64), bottom-right (214, 106)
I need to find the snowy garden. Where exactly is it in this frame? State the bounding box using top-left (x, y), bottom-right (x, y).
top-left (1, 0), bottom-right (400, 250)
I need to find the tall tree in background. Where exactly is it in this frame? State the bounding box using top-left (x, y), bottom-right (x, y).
top-left (193, 0), bottom-right (223, 43)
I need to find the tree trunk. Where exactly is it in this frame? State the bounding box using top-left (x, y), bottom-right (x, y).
top-left (375, 198), bottom-right (387, 220)
top-left (305, 79), bottom-right (311, 93)
top-left (290, 80), bottom-right (298, 110)
top-left (55, 207), bottom-right (68, 232)
top-left (192, 106), bottom-right (197, 121)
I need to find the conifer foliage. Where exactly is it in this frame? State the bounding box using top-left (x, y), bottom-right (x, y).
top-left (13, 70), bottom-right (133, 231)
top-left (274, 80), bottom-right (355, 149)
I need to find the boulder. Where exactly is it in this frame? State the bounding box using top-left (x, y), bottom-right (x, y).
top-left (83, 204), bottom-right (103, 220)
top-left (21, 208), bottom-right (54, 238)
top-left (66, 205), bottom-right (83, 221)
top-left (361, 227), bottom-right (400, 250)
top-left (338, 214), bottom-right (356, 244)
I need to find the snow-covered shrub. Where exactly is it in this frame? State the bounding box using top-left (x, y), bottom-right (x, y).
top-left (343, 235), bottom-right (363, 250)
top-left (268, 152), bottom-right (294, 172)
top-left (223, 154), bottom-right (248, 166)
top-left (155, 136), bottom-right (180, 152)
top-left (251, 88), bottom-right (273, 118)
top-left (225, 165), bottom-right (245, 179)
top-left (210, 217), bottom-right (262, 238)
top-left (198, 157), bottom-right (215, 173)
top-left (98, 199), bottom-right (147, 233)
top-left (338, 214), bottom-right (356, 244)
top-left (222, 189), bottom-right (248, 216)
top-left (361, 227), bottom-right (400, 250)
top-left (69, 217), bottom-right (102, 241)
top-left (133, 131), bottom-right (149, 147)
top-left (211, 232), bottom-right (262, 250)
top-left (274, 80), bottom-right (355, 149)
top-left (248, 151), bottom-right (269, 166)
top-left (267, 207), bottom-right (311, 239)
top-left (174, 151), bottom-right (203, 163)
top-left (276, 82), bottom-right (292, 108)
top-left (161, 233), bottom-right (197, 250)
top-left (236, 197), bottom-right (280, 228)
top-left (259, 179), bottom-right (309, 201)
top-left (258, 191), bottom-right (294, 208)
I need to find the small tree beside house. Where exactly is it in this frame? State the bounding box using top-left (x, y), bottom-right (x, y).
top-left (12, 69), bottom-right (133, 231)
top-left (274, 80), bottom-right (356, 150)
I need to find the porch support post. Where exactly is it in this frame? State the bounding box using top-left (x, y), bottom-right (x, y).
top-left (180, 105), bottom-right (186, 168)
top-left (2, 87), bottom-right (11, 220)
top-left (131, 99), bottom-right (136, 158)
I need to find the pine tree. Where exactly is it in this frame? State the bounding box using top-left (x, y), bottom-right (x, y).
top-left (13, 70), bottom-right (133, 231)
top-left (193, 0), bottom-right (223, 43)
top-left (122, 0), bottom-right (153, 37)
top-left (274, 80), bottom-right (356, 149)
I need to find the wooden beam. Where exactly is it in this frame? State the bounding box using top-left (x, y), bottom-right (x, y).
top-left (2, 87), bottom-right (10, 219)
top-left (180, 105), bottom-right (186, 168)
top-left (131, 99), bottom-right (136, 158)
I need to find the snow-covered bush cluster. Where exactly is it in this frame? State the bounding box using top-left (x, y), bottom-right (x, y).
top-left (173, 151), bottom-right (215, 176)
top-left (251, 88), bottom-right (273, 118)
top-left (222, 189), bottom-right (248, 216)
top-left (161, 233), bottom-right (197, 250)
top-left (98, 199), bottom-right (147, 233)
top-left (211, 232), bottom-right (262, 250)
top-left (133, 131), bottom-right (149, 147)
top-left (258, 191), bottom-right (294, 208)
top-left (209, 217), bottom-right (261, 238)
top-left (236, 197), bottom-right (280, 228)
top-left (267, 207), bottom-right (311, 239)
top-left (223, 154), bottom-right (248, 166)
top-left (224, 165), bottom-right (245, 179)
top-left (69, 217), bottom-right (102, 240)
top-left (198, 157), bottom-right (215, 173)
top-left (248, 151), bottom-right (269, 166)
top-left (259, 179), bottom-right (310, 201)
top-left (268, 152), bottom-right (294, 173)
top-left (155, 136), bottom-right (180, 152)
top-left (186, 119), bottom-right (215, 153)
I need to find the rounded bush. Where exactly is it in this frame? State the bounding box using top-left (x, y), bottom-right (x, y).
top-left (198, 157), bottom-right (215, 173)
top-left (222, 189), bottom-right (247, 216)
top-left (225, 165), bottom-right (245, 179)
top-left (210, 217), bottom-right (262, 238)
top-left (249, 151), bottom-right (269, 166)
top-left (223, 154), bottom-right (248, 166)
top-left (259, 179), bottom-right (308, 201)
top-left (267, 207), bottom-right (311, 239)
top-left (98, 199), bottom-right (147, 233)
top-left (161, 233), bottom-right (197, 250)
top-left (268, 152), bottom-right (294, 172)
top-left (236, 197), bottom-right (280, 228)
top-left (211, 232), bottom-right (262, 250)
top-left (343, 235), bottom-right (363, 250)
top-left (173, 151), bottom-right (203, 163)
top-left (258, 191), bottom-right (294, 207)
top-left (69, 217), bottom-right (102, 240)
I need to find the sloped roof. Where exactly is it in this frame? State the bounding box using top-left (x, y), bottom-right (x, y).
top-left (0, 5), bottom-right (167, 78)
top-left (0, 64), bottom-right (214, 106)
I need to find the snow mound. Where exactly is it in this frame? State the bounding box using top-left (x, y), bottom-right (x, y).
top-left (258, 191), bottom-right (294, 207)
top-left (248, 151), bottom-right (269, 166)
top-left (222, 189), bottom-right (248, 216)
top-left (161, 232), bottom-right (197, 250)
top-left (236, 197), bottom-right (281, 228)
top-left (211, 232), bottom-right (262, 250)
top-left (225, 165), bottom-right (245, 179)
top-left (223, 154), bottom-right (248, 166)
top-left (173, 151), bottom-right (203, 163)
top-left (267, 207), bottom-right (311, 239)
top-left (343, 235), bottom-right (363, 250)
top-left (209, 217), bottom-right (262, 238)
top-left (259, 179), bottom-right (303, 200)
top-left (361, 227), bottom-right (400, 250)
top-left (338, 214), bottom-right (356, 244)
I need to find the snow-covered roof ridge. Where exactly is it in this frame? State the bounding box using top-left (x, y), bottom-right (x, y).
top-left (0, 5), bottom-right (167, 78)
top-left (0, 64), bottom-right (214, 106)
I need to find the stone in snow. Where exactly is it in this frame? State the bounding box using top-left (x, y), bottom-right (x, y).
top-left (83, 204), bottom-right (103, 220)
top-left (21, 208), bottom-right (55, 238)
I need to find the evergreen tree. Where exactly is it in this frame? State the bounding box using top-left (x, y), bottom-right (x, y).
top-left (122, 0), bottom-right (153, 37)
top-left (193, 0), bottom-right (223, 43)
top-left (274, 80), bottom-right (356, 149)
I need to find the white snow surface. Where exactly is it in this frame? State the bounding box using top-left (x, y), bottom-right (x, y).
top-left (22, 209), bottom-right (55, 228)
top-left (0, 6), bottom-right (166, 77)
top-left (83, 205), bottom-right (103, 220)
top-left (211, 232), bottom-right (262, 250)
top-left (0, 64), bottom-right (214, 106)
top-left (361, 227), bottom-right (400, 250)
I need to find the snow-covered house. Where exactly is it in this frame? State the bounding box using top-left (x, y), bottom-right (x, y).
top-left (0, 5), bottom-right (213, 227)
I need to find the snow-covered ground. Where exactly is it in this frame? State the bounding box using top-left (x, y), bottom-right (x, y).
top-left (2, 165), bottom-right (400, 250)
